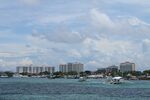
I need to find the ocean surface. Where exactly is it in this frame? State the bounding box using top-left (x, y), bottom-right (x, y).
top-left (0, 78), bottom-right (150, 100)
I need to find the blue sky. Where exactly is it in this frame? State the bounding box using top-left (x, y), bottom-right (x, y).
top-left (0, 0), bottom-right (150, 71)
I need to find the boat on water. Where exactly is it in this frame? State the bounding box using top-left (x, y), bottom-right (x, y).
top-left (78, 77), bottom-right (86, 82)
top-left (110, 77), bottom-right (123, 84)
top-left (105, 76), bottom-right (124, 84)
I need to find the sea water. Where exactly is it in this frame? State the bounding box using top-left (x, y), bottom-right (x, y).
top-left (0, 78), bottom-right (150, 100)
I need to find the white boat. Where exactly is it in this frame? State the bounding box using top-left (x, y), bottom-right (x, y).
top-left (78, 77), bottom-right (86, 82)
top-left (110, 77), bottom-right (123, 84)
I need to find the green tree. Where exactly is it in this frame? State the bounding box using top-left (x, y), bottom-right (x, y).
top-left (131, 71), bottom-right (142, 76)
top-left (143, 70), bottom-right (150, 75)
top-left (116, 72), bottom-right (123, 77)
top-left (68, 71), bottom-right (78, 75)
top-left (20, 72), bottom-right (28, 76)
top-left (43, 71), bottom-right (50, 75)
top-left (53, 71), bottom-right (64, 78)
top-left (84, 70), bottom-right (91, 75)
top-left (80, 72), bottom-right (86, 77)
top-left (4, 71), bottom-right (14, 77)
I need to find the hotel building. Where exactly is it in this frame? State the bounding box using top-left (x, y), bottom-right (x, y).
top-left (120, 62), bottom-right (135, 73)
top-left (59, 62), bottom-right (84, 73)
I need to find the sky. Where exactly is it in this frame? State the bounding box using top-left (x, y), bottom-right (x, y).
top-left (0, 0), bottom-right (150, 71)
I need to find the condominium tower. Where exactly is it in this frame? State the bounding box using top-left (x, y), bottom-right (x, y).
top-left (16, 65), bottom-right (55, 74)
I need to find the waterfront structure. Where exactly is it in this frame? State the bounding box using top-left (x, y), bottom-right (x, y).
top-left (59, 62), bottom-right (84, 73)
top-left (16, 65), bottom-right (55, 74)
top-left (120, 62), bottom-right (135, 73)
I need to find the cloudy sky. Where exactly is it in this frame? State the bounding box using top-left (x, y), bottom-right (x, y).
top-left (0, 0), bottom-right (150, 71)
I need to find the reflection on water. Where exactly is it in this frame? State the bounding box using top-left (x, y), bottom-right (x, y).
top-left (0, 78), bottom-right (150, 100)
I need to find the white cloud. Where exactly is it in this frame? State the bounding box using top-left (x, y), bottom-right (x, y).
top-left (89, 9), bottom-right (114, 29)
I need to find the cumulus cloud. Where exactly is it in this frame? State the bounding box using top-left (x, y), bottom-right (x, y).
top-left (89, 9), bottom-right (114, 29)
top-left (88, 9), bottom-right (150, 36)
top-left (31, 8), bottom-right (150, 44)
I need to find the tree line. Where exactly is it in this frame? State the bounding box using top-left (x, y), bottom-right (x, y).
top-left (0, 70), bottom-right (150, 78)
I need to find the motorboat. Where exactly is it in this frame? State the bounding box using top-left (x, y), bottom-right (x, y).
top-left (78, 77), bottom-right (86, 82)
top-left (110, 77), bottom-right (123, 84)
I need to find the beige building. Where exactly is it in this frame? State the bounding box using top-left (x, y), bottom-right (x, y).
top-left (120, 62), bottom-right (135, 73)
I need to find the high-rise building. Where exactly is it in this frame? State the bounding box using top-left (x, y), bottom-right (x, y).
top-left (106, 65), bottom-right (118, 73)
top-left (59, 62), bottom-right (84, 73)
top-left (120, 62), bottom-right (135, 73)
top-left (16, 65), bottom-right (55, 74)
top-left (59, 64), bottom-right (68, 73)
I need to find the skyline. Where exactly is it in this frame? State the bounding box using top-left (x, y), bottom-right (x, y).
top-left (0, 0), bottom-right (150, 71)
